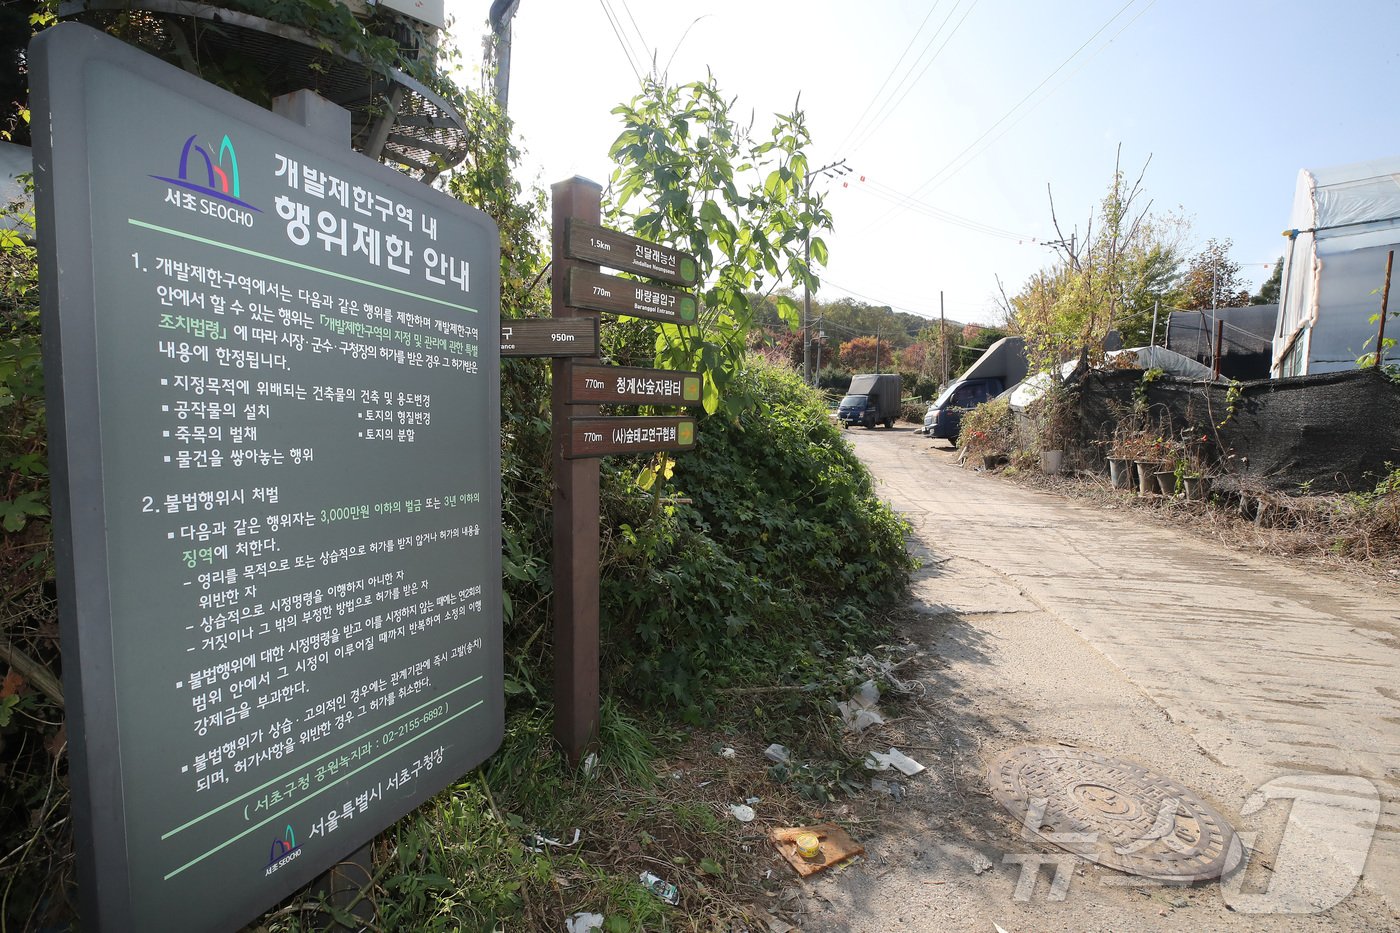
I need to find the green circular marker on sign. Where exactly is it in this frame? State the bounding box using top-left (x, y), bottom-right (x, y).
top-left (679, 421), bottom-right (695, 446)
top-left (679, 296), bottom-right (697, 322)
top-left (680, 257), bottom-right (696, 283)
top-left (682, 376), bottom-right (701, 401)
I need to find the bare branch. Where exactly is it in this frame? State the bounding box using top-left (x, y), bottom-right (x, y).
top-left (1046, 183), bottom-right (1081, 272)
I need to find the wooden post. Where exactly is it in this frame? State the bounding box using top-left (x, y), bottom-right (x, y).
top-left (939, 290), bottom-right (948, 386)
top-left (1376, 249), bottom-right (1394, 368)
top-left (550, 177), bottom-right (602, 763)
top-left (802, 238), bottom-right (812, 384)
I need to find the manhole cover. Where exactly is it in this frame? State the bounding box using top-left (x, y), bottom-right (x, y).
top-left (988, 746), bottom-right (1240, 881)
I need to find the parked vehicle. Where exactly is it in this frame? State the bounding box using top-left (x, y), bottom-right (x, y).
top-left (922, 376), bottom-right (1004, 444)
top-left (838, 373), bottom-right (902, 429)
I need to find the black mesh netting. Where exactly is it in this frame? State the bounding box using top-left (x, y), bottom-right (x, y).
top-left (1071, 368), bottom-right (1400, 493)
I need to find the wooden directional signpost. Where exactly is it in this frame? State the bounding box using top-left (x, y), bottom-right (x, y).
top-left (499, 317), bottom-right (598, 358)
top-left (566, 268), bottom-right (699, 325)
top-left (546, 179), bottom-right (702, 760)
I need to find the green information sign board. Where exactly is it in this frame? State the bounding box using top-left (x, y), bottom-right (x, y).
top-left (33, 25), bottom-right (503, 932)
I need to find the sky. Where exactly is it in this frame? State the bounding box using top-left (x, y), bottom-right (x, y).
top-left (442, 0), bottom-right (1400, 327)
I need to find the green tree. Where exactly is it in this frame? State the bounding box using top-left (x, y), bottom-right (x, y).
top-left (1010, 155), bottom-right (1186, 373)
top-left (1174, 238), bottom-right (1251, 310)
top-left (1252, 257), bottom-right (1283, 305)
top-left (607, 76), bottom-right (832, 416)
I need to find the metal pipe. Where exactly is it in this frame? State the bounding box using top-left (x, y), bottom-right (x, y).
top-left (1212, 319), bottom-right (1224, 380)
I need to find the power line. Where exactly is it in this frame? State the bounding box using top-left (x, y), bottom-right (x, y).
top-left (869, 0), bottom-right (1144, 234)
top-left (845, 174), bottom-right (1037, 241)
top-left (923, 0), bottom-right (1159, 193)
top-left (833, 0), bottom-right (946, 154)
top-left (856, 0), bottom-right (981, 150)
top-left (617, 0), bottom-right (652, 73)
top-left (598, 0), bottom-right (643, 83)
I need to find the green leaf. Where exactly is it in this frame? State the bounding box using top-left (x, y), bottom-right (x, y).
top-left (701, 374), bottom-right (720, 415)
top-left (810, 236), bottom-right (829, 266)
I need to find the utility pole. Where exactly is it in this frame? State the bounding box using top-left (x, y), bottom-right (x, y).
top-left (487, 0), bottom-right (521, 110)
top-left (814, 327), bottom-right (826, 377)
top-left (802, 159), bottom-right (850, 384)
top-left (939, 290), bottom-right (948, 387)
top-left (803, 237), bottom-right (812, 384)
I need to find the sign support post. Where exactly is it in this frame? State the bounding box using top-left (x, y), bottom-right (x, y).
top-left (550, 177), bottom-right (603, 762)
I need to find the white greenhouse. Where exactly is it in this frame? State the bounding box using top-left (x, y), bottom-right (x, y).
top-left (1273, 157), bottom-right (1400, 377)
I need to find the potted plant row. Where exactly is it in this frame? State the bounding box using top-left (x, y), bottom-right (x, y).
top-left (1108, 429), bottom-right (1214, 500)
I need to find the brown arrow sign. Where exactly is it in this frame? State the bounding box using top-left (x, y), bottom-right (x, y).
top-left (567, 365), bottom-right (702, 406)
top-left (500, 317), bottom-right (598, 357)
top-left (564, 220), bottom-right (699, 287)
top-left (566, 268), bottom-right (698, 325)
top-left (564, 416), bottom-right (696, 459)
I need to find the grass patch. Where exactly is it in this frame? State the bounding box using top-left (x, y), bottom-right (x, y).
top-left (253, 694), bottom-right (865, 932)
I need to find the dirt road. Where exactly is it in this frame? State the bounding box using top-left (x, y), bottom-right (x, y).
top-left (800, 426), bottom-right (1400, 932)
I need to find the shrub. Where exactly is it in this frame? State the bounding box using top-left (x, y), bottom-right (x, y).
top-left (959, 397), bottom-right (1014, 456)
top-left (598, 358), bottom-right (914, 719)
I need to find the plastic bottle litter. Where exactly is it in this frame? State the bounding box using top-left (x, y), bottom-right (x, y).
top-left (728, 803), bottom-right (756, 822)
top-left (639, 871), bottom-right (680, 905)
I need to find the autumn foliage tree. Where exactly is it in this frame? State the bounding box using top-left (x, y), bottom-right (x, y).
top-left (838, 335), bottom-right (896, 371)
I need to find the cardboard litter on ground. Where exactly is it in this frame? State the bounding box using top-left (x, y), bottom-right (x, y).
top-left (770, 824), bottom-right (865, 877)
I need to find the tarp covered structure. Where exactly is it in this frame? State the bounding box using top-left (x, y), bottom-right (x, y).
top-left (1166, 305), bottom-right (1275, 381)
top-left (1007, 346), bottom-right (1217, 411)
top-left (960, 336), bottom-right (1029, 388)
top-left (1274, 157), bottom-right (1400, 377)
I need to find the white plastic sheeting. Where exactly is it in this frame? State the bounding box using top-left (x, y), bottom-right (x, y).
top-left (1007, 347), bottom-right (1217, 411)
top-left (0, 142), bottom-right (33, 233)
top-left (1274, 157), bottom-right (1400, 377)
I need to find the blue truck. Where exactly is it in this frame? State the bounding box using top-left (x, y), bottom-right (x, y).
top-left (921, 337), bottom-right (1028, 446)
